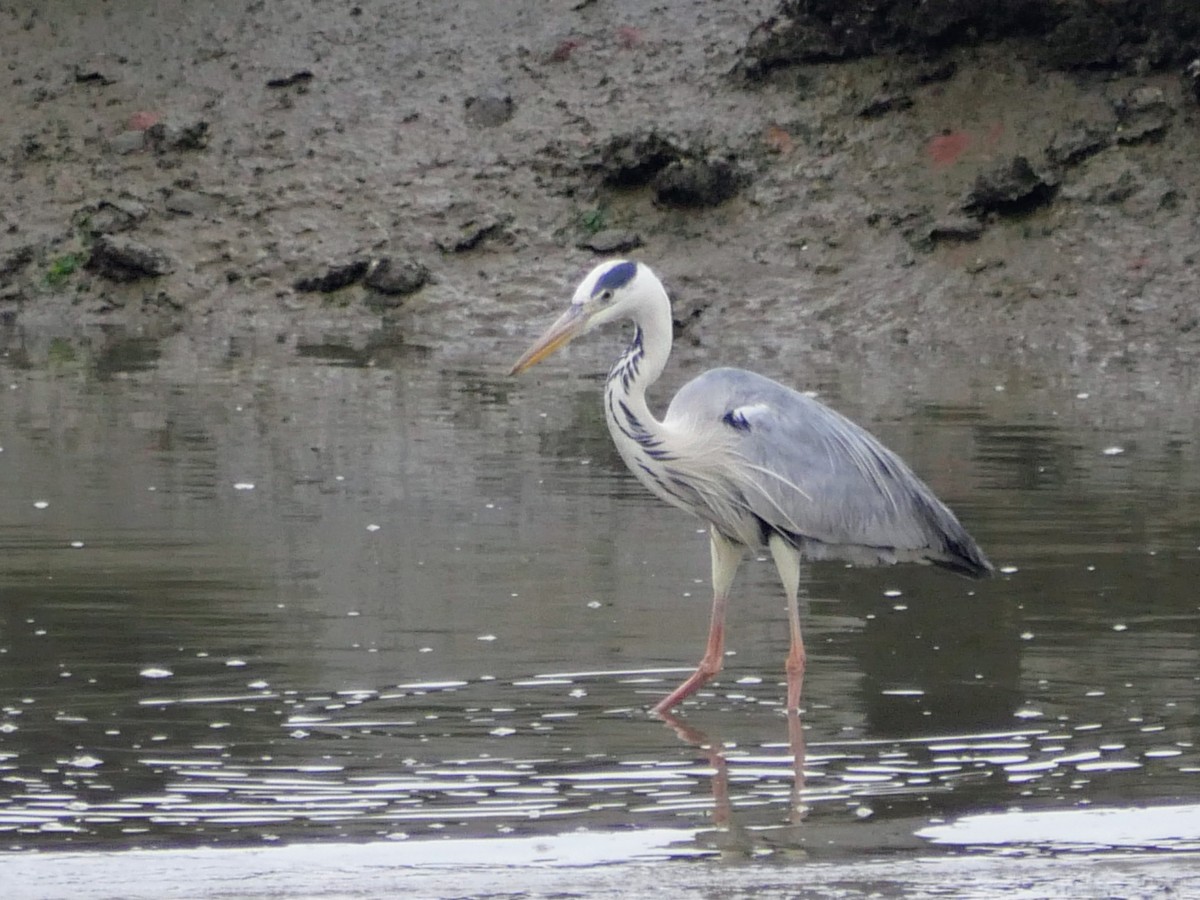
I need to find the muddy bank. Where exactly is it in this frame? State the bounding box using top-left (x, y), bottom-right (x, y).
top-left (1, 0), bottom-right (1198, 374)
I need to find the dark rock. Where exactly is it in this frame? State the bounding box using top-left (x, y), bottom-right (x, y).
top-left (915, 60), bottom-right (957, 84)
top-left (740, 12), bottom-right (865, 72)
top-left (672, 296), bottom-right (709, 342)
top-left (859, 92), bottom-right (914, 118)
top-left (77, 198), bottom-right (149, 236)
top-left (1114, 85), bottom-right (1173, 144)
top-left (592, 131), bottom-right (683, 187)
top-left (266, 70), bottom-right (314, 89)
top-left (293, 259), bottom-right (369, 293)
top-left (964, 156), bottom-right (1059, 217)
top-left (927, 215), bottom-right (984, 245)
top-left (0, 245), bottom-right (35, 281)
top-left (147, 119), bottom-right (210, 152)
top-left (363, 257), bottom-right (430, 297)
top-left (436, 213), bottom-right (511, 252)
top-left (1046, 124), bottom-right (1111, 167)
top-left (87, 235), bottom-right (175, 281)
top-left (578, 229), bottom-right (643, 254)
top-left (145, 290), bottom-right (184, 311)
top-left (652, 157), bottom-right (742, 208)
top-left (16, 134), bottom-right (47, 163)
top-left (73, 62), bottom-right (118, 85)
top-left (464, 88), bottom-right (515, 128)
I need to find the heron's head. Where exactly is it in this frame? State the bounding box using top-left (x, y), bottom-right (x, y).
top-left (510, 260), bottom-right (664, 374)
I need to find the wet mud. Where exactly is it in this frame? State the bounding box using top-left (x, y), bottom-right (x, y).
top-left (0, 0), bottom-right (1198, 375)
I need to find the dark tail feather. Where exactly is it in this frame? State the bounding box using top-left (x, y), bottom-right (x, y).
top-left (931, 534), bottom-right (994, 579)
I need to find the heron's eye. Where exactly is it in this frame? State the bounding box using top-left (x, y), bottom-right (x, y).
top-left (597, 289), bottom-right (614, 303)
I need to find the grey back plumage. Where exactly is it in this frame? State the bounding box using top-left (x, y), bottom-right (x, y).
top-left (664, 367), bottom-right (993, 577)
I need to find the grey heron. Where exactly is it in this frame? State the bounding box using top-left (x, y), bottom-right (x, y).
top-left (511, 260), bottom-right (993, 714)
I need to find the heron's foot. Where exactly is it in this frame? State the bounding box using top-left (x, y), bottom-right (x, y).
top-left (652, 655), bottom-right (723, 714)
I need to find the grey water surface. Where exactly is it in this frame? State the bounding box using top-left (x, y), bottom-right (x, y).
top-left (1, 324), bottom-right (1199, 896)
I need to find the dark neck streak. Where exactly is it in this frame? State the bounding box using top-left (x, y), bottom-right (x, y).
top-left (605, 326), bottom-right (672, 460)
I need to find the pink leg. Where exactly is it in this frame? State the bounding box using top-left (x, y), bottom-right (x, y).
top-left (785, 631), bottom-right (807, 712)
top-left (651, 531), bottom-right (742, 715)
top-left (652, 594), bottom-right (727, 714)
top-left (769, 535), bottom-right (806, 712)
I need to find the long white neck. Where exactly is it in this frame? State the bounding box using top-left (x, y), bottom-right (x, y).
top-left (602, 288), bottom-right (678, 500)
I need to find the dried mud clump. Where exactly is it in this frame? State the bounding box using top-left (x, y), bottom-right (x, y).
top-left (146, 119), bottom-right (210, 153)
top-left (1114, 86), bottom-right (1174, 145)
top-left (964, 156), bottom-right (1060, 218)
top-left (588, 132), bottom-right (747, 207)
top-left (363, 258), bottom-right (430, 299)
top-left (294, 260), bottom-right (370, 294)
top-left (87, 236), bottom-right (175, 282)
top-left (590, 131), bottom-right (686, 188)
top-left (651, 157), bottom-right (743, 208)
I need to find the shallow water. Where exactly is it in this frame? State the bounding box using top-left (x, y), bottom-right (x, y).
top-left (1, 324), bottom-right (1199, 892)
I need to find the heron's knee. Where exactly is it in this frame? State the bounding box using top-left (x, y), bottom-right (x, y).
top-left (785, 648), bottom-right (806, 675)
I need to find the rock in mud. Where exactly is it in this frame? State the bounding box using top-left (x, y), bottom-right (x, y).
top-left (293, 259), bottom-right (370, 293)
top-left (652, 157), bottom-right (742, 208)
top-left (915, 60), bottom-right (958, 84)
top-left (363, 257), bottom-right (430, 298)
top-left (436, 213), bottom-right (511, 253)
top-left (266, 70), bottom-right (314, 89)
top-left (73, 61), bottom-right (118, 85)
top-left (740, 11), bottom-right (863, 72)
top-left (577, 229), bottom-right (643, 254)
top-left (78, 198), bottom-right (149, 236)
top-left (926, 215), bottom-right (984, 245)
top-left (87, 236), bottom-right (175, 281)
top-left (147, 118), bottom-right (210, 152)
top-left (963, 156), bottom-right (1059, 217)
top-left (1114, 86), bottom-right (1173, 144)
top-left (464, 87), bottom-right (516, 127)
top-left (0, 245), bottom-right (35, 281)
top-left (858, 92), bottom-right (914, 118)
top-left (1046, 124), bottom-right (1112, 167)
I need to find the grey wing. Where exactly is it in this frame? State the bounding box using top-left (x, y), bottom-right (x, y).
top-left (666, 368), bottom-right (992, 576)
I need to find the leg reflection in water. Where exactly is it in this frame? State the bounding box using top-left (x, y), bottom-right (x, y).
top-left (654, 709), bottom-right (809, 834)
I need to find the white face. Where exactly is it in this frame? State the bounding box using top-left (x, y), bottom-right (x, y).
top-left (572, 259), bottom-right (642, 329)
top-left (510, 259), bottom-right (658, 374)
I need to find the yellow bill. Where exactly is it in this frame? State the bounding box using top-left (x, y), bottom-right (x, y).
top-left (509, 304), bottom-right (589, 375)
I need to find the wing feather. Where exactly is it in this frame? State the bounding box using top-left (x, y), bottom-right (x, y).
top-left (664, 367), bottom-right (991, 575)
